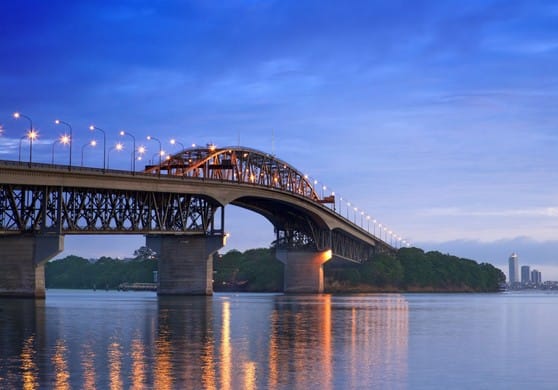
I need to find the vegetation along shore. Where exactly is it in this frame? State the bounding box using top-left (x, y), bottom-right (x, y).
top-left (46, 247), bottom-right (505, 293)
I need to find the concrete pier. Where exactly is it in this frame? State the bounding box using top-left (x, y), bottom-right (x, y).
top-left (147, 234), bottom-right (224, 295)
top-left (276, 249), bottom-right (332, 293)
top-left (0, 235), bottom-right (64, 298)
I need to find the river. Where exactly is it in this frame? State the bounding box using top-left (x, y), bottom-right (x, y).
top-left (1, 290), bottom-right (556, 389)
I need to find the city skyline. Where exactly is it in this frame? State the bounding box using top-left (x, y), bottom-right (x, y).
top-left (1, 1), bottom-right (557, 278)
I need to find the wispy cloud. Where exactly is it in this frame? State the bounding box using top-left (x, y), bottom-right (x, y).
top-left (419, 207), bottom-right (558, 218)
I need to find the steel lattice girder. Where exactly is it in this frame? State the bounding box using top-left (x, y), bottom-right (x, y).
top-left (145, 146), bottom-right (322, 202)
top-left (274, 226), bottom-right (373, 264)
top-left (331, 230), bottom-right (373, 263)
top-left (142, 146), bottom-right (395, 261)
top-left (0, 184), bottom-right (223, 235)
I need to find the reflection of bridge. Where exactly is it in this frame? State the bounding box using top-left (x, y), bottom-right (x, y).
top-left (0, 146), bottom-right (402, 298)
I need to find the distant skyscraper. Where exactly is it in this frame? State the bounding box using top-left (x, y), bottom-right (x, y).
top-left (531, 269), bottom-right (542, 285)
top-left (508, 253), bottom-right (519, 285)
top-left (521, 265), bottom-right (531, 284)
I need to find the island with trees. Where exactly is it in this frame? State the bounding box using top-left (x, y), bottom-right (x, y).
top-left (45, 246), bottom-right (505, 293)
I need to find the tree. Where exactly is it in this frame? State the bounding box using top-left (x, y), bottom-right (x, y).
top-left (133, 246), bottom-right (157, 261)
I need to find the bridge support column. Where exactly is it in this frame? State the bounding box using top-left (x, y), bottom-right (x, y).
top-left (147, 235), bottom-right (224, 296)
top-left (276, 249), bottom-right (332, 293)
top-left (0, 235), bottom-right (64, 299)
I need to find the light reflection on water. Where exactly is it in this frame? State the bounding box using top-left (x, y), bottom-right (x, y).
top-left (52, 339), bottom-right (70, 390)
top-left (5, 291), bottom-right (558, 388)
top-left (0, 291), bottom-right (409, 389)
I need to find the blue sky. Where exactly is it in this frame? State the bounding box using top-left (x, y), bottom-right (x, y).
top-left (1, 0), bottom-right (557, 280)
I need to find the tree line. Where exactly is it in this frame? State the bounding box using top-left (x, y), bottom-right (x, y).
top-left (325, 247), bottom-right (505, 292)
top-left (45, 246), bottom-right (505, 292)
top-left (45, 248), bottom-right (157, 290)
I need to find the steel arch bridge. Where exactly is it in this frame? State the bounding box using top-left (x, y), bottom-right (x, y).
top-left (0, 146), bottom-right (397, 263)
top-left (143, 145), bottom-right (398, 261)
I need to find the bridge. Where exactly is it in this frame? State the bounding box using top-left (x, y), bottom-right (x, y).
top-left (0, 145), bottom-right (402, 298)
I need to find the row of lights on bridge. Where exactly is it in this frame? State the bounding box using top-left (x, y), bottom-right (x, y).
top-left (5, 111), bottom-right (411, 249)
top-left (302, 174), bottom-right (411, 249)
top-left (6, 112), bottom-right (201, 170)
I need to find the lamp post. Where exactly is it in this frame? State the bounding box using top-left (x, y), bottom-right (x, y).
top-left (146, 136), bottom-right (162, 166)
top-left (89, 125), bottom-right (106, 171)
top-left (13, 112), bottom-right (33, 165)
top-left (52, 135), bottom-right (71, 165)
top-left (147, 135), bottom-right (164, 177)
top-left (81, 140), bottom-right (97, 167)
top-left (27, 130), bottom-right (38, 166)
top-left (119, 130), bottom-right (136, 173)
top-left (107, 143), bottom-right (123, 169)
top-left (170, 138), bottom-right (185, 152)
top-left (55, 119), bottom-right (73, 169)
top-left (150, 151), bottom-right (166, 164)
top-left (137, 145), bottom-right (146, 161)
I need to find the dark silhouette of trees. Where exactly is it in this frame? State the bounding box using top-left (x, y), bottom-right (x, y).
top-left (45, 246), bottom-right (505, 292)
top-left (45, 253), bottom-right (157, 290)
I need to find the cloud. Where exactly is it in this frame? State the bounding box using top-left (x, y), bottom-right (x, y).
top-left (419, 207), bottom-right (558, 218)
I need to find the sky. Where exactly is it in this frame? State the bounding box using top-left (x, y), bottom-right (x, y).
top-left (1, 0), bottom-right (557, 280)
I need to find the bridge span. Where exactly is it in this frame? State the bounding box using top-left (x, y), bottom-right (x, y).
top-left (0, 146), bottom-right (400, 298)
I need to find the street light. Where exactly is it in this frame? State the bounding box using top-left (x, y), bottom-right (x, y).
top-left (170, 138), bottom-right (185, 152)
top-left (55, 119), bottom-right (73, 169)
top-left (89, 125), bottom-right (106, 171)
top-left (146, 135), bottom-right (162, 166)
top-left (136, 145), bottom-right (147, 162)
top-left (137, 145), bottom-right (146, 157)
top-left (107, 142), bottom-right (123, 169)
top-left (119, 130), bottom-right (136, 173)
top-left (27, 130), bottom-right (38, 166)
top-left (52, 134), bottom-right (71, 165)
top-left (13, 112), bottom-right (33, 165)
top-left (150, 151), bottom-right (165, 165)
top-left (81, 140), bottom-right (97, 167)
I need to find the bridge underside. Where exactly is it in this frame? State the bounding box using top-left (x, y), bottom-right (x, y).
top-left (232, 196), bottom-right (377, 264)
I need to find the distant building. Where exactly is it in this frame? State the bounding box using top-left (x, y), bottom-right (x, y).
top-left (531, 269), bottom-right (542, 285)
top-left (521, 265), bottom-right (531, 284)
top-left (508, 253), bottom-right (519, 285)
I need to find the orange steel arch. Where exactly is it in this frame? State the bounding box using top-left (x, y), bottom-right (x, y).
top-left (144, 146), bottom-right (324, 203)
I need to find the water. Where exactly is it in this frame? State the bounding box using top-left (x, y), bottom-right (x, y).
top-left (1, 291), bottom-right (557, 389)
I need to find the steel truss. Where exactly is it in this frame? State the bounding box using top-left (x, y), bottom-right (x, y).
top-left (145, 146), bottom-right (323, 202)
top-left (0, 184), bottom-right (223, 235)
top-left (273, 217), bottom-right (373, 264)
top-left (143, 146), bottom-right (393, 261)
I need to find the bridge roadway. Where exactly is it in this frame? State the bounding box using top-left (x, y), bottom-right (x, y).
top-left (0, 146), bottom-right (396, 298)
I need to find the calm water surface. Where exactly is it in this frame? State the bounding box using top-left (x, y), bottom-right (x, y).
top-left (1, 290), bottom-right (557, 389)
